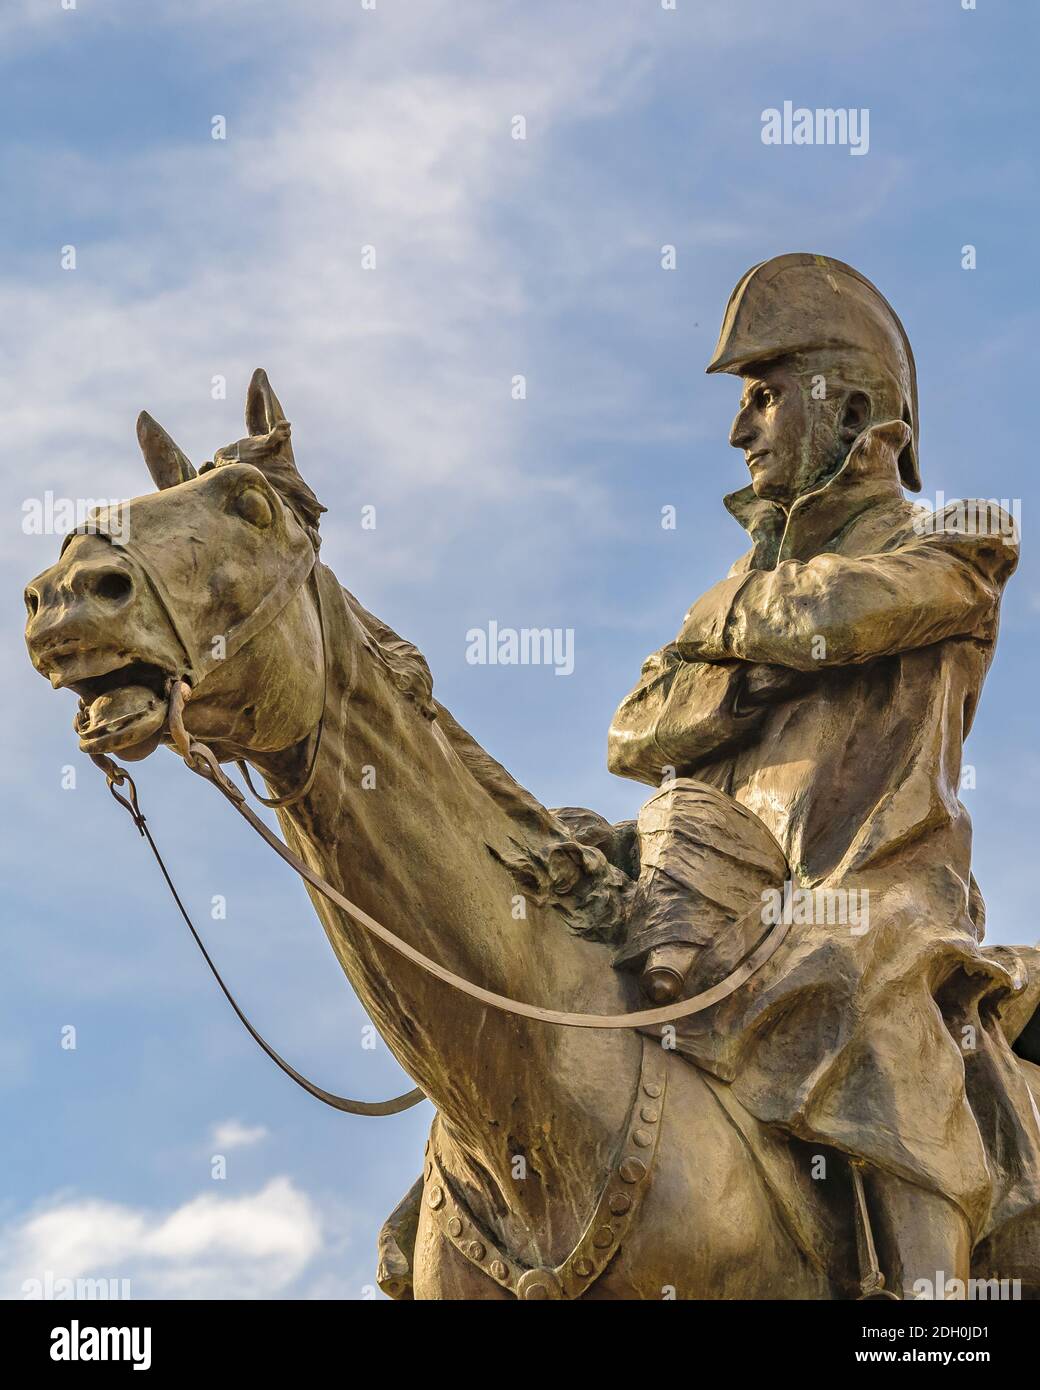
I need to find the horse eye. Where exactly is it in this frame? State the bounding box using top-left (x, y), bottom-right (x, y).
top-left (233, 487), bottom-right (273, 528)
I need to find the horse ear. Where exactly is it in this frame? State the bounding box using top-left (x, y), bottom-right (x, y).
top-left (136, 412), bottom-right (196, 489)
top-left (235, 368), bottom-right (324, 540)
top-left (246, 368), bottom-right (288, 438)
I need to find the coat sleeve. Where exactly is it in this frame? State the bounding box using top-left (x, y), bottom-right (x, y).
top-left (607, 645), bottom-right (800, 785)
top-left (675, 516), bottom-right (1018, 672)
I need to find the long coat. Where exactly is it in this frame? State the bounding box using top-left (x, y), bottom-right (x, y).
top-left (608, 419), bottom-right (1040, 1240)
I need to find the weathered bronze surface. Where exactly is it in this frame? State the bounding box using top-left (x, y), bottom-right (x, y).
top-left (23, 257), bottom-right (1040, 1300)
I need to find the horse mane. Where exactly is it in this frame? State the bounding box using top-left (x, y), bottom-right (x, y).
top-left (343, 587), bottom-right (438, 720)
top-left (343, 586), bottom-right (632, 943)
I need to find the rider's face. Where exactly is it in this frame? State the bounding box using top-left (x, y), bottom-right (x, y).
top-left (728, 362), bottom-right (846, 508)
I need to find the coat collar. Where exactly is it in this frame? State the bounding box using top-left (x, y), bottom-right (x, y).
top-left (723, 419), bottom-right (911, 566)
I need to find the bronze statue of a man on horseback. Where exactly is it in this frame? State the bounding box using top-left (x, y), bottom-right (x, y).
top-left (24, 256), bottom-right (1040, 1300)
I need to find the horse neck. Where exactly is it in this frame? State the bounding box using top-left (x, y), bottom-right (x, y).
top-left (251, 567), bottom-right (639, 1248)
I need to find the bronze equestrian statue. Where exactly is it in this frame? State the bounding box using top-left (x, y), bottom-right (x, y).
top-left (24, 255), bottom-right (1040, 1300)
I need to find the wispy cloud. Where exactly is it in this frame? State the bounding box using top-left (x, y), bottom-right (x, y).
top-left (211, 1119), bottom-right (269, 1151)
top-left (1, 3), bottom-right (652, 517)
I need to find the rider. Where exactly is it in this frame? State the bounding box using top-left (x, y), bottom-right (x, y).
top-left (608, 254), bottom-right (1040, 1298)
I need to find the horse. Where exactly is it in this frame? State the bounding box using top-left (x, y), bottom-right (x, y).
top-left (23, 370), bottom-right (1040, 1299)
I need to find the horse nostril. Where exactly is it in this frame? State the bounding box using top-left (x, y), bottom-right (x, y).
top-left (24, 587), bottom-right (40, 619)
top-left (92, 571), bottom-right (134, 604)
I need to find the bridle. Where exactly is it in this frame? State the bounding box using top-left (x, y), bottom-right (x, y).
top-left (88, 542), bottom-right (792, 1117)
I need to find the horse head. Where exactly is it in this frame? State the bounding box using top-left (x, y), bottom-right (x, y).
top-left (25, 370), bottom-right (326, 766)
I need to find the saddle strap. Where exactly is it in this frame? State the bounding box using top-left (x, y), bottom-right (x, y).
top-left (424, 1035), bottom-right (669, 1299)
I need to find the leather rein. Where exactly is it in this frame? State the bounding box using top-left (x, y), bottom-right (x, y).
top-left (89, 562), bottom-right (792, 1118)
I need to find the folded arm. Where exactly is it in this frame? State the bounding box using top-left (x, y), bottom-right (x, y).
top-left (676, 526), bottom-right (1017, 672)
top-left (607, 646), bottom-right (806, 785)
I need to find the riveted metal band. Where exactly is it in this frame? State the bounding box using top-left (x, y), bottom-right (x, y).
top-left (424, 1035), bottom-right (668, 1300)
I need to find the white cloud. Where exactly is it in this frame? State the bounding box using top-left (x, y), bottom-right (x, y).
top-left (211, 1119), bottom-right (269, 1151)
top-left (2, 1177), bottom-right (323, 1300)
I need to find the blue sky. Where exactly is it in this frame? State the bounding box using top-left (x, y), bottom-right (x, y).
top-left (2, 0), bottom-right (1038, 1298)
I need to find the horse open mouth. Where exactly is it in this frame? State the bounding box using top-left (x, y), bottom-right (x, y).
top-left (70, 660), bottom-right (172, 758)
